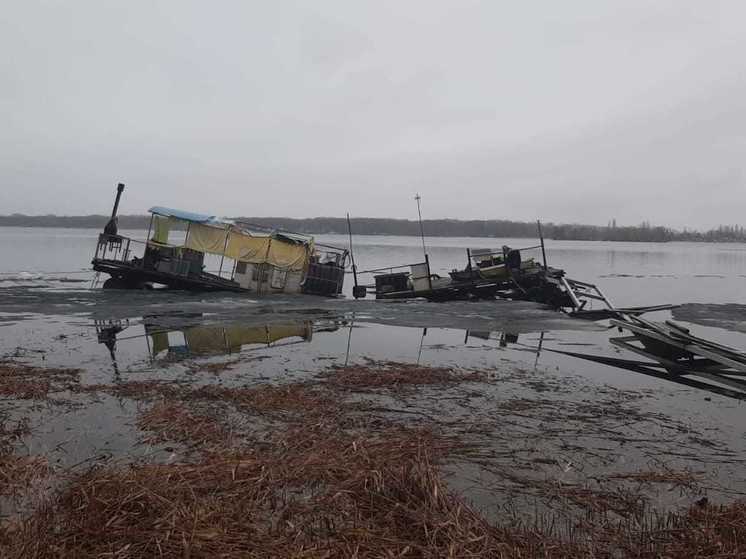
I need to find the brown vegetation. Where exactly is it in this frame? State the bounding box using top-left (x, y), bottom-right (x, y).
top-left (2, 360), bottom-right (745, 557)
top-left (0, 417), bottom-right (49, 502)
top-left (0, 361), bottom-right (79, 400)
top-left (321, 361), bottom-right (487, 391)
top-left (1, 423), bottom-right (557, 558)
top-left (137, 401), bottom-right (230, 448)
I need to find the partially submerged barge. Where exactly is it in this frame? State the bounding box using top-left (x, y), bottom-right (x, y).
top-left (92, 184), bottom-right (348, 296)
top-left (352, 236), bottom-right (672, 319)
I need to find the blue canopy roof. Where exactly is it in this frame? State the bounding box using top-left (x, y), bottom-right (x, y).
top-left (149, 206), bottom-right (226, 225)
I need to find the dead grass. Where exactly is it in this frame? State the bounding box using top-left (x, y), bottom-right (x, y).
top-left (5, 415), bottom-right (744, 558)
top-left (0, 361), bottom-right (80, 400)
top-left (4, 360), bottom-right (746, 557)
top-left (0, 417), bottom-right (49, 499)
top-left (84, 380), bottom-right (341, 420)
top-left (609, 468), bottom-right (705, 490)
top-left (77, 380), bottom-right (183, 399)
top-left (321, 361), bottom-right (487, 391)
top-left (661, 500), bottom-right (746, 557)
top-left (137, 401), bottom-right (230, 448)
top-left (0, 455), bottom-right (50, 498)
top-left (1, 423), bottom-right (565, 559)
top-left (0, 417), bottom-right (30, 446)
top-left (188, 383), bottom-right (339, 418)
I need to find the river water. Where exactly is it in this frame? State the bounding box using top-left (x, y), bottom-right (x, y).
top-left (1, 226), bottom-right (746, 519)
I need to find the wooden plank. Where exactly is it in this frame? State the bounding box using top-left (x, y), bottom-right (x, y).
top-left (614, 318), bottom-right (746, 373)
top-left (560, 276), bottom-right (582, 309)
top-left (565, 278), bottom-right (598, 289)
top-left (670, 331), bottom-right (746, 359)
top-left (610, 319), bottom-right (690, 350)
top-left (609, 338), bottom-right (689, 370)
top-left (687, 344), bottom-right (746, 374)
top-left (575, 292), bottom-right (607, 302)
top-left (688, 370), bottom-right (746, 393)
top-left (554, 344), bottom-right (746, 400)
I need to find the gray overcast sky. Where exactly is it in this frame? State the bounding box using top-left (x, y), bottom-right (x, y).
top-left (1, 1), bottom-right (745, 229)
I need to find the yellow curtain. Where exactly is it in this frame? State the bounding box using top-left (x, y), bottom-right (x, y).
top-left (185, 223), bottom-right (230, 254)
top-left (225, 234), bottom-right (270, 262)
top-left (227, 232), bottom-right (310, 272)
top-left (184, 224), bottom-right (310, 272)
top-left (151, 216), bottom-right (172, 245)
top-left (266, 239), bottom-right (310, 271)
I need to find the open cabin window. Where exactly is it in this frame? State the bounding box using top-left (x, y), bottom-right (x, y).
top-left (151, 215), bottom-right (172, 245)
top-left (271, 268), bottom-right (287, 289)
top-left (235, 261), bottom-right (247, 275)
top-left (252, 265), bottom-right (268, 282)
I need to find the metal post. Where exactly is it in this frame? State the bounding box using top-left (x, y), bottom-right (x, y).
top-left (344, 317), bottom-right (354, 366)
top-left (346, 213), bottom-right (358, 288)
top-left (537, 220), bottom-right (548, 270)
top-left (534, 331), bottom-right (544, 370)
top-left (417, 328), bottom-right (427, 364)
top-left (218, 228), bottom-right (230, 278)
top-left (415, 193), bottom-right (427, 260)
top-left (259, 236), bottom-right (273, 295)
top-left (425, 253), bottom-right (433, 291)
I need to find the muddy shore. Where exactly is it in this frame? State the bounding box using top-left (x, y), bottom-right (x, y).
top-left (2, 315), bottom-right (745, 557)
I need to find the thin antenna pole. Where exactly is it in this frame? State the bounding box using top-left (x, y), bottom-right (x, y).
top-left (346, 213), bottom-right (358, 288)
top-left (415, 194), bottom-right (427, 259)
top-left (537, 220), bottom-right (548, 269)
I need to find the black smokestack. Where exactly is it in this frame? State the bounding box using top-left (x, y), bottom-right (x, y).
top-left (103, 183), bottom-right (125, 236)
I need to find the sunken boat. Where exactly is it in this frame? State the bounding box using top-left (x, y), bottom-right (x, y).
top-left (353, 236), bottom-right (674, 319)
top-left (92, 184), bottom-right (348, 296)
top-left (358, 243), bottom-right (579, 305)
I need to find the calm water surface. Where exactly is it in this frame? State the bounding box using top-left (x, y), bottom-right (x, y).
top-left (3, 226), bottom-right (746, 306)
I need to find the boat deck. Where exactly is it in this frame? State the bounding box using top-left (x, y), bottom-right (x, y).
top-left (93, 258), bottom-right (245, 292)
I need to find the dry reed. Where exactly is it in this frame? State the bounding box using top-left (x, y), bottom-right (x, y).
top-left (3, 360), bottom-right (746, 557)
top-left (0, 361), bottom-right (79, 400)
top-left (321, 361), bottom-right (487, 391)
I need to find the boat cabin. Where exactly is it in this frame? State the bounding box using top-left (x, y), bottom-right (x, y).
top-left (92, 188), bottom-right (347, 296)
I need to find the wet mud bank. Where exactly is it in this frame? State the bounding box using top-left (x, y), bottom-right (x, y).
top-left (0, 271), bottom-right (745, 556)
top-left (1, 301), bottom-right (746, 556)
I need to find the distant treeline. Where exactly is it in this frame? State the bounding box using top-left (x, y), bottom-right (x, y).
top-left (2, 214), bottom-right (746, 243)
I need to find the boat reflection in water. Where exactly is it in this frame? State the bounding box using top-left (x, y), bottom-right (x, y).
top-left (145, 320), bottom-right (315, 360)
top-left (95, 314), bottom-right (343, 376)
top-left (96, 314), bottom-right (746, 401)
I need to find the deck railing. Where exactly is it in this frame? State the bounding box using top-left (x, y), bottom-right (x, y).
top-left (94, 234), bottom-right (141, 263)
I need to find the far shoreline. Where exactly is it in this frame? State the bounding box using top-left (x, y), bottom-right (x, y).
top-left (2, 214), bottom-right (746, 243)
